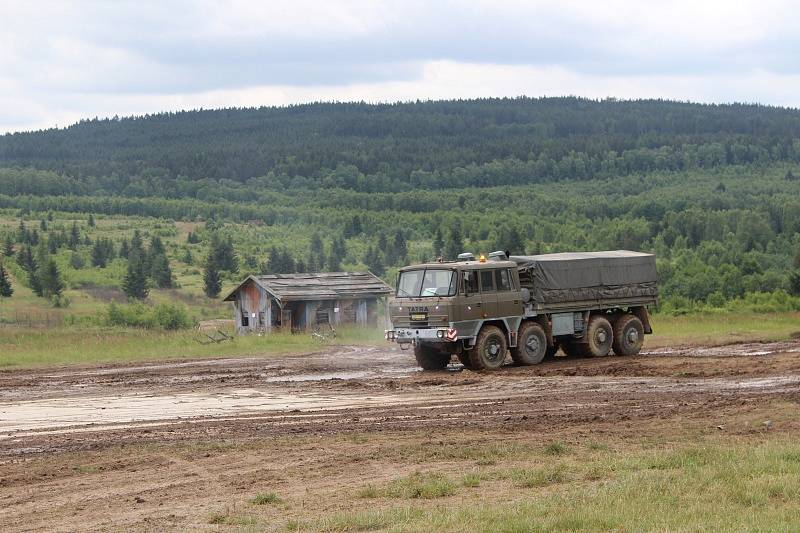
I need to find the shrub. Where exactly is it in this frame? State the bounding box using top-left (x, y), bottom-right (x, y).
top-left (105, 302), bottom-right (194, 330)
top-left (154, 303), bottom-right (192, 330)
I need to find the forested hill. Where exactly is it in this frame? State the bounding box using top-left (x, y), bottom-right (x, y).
top-left (2, 97), bottom-right (800, 195)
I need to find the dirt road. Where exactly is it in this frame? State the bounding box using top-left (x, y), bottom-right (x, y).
top-left (1, 340), bottom-right (799, 531)
top-left (2, 341), bottom-right (799, 457)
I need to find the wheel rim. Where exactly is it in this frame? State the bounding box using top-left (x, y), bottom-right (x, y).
top-left (595, 329), bottom-right (608, 345)
top-left (485, 336), bottom-right (503, 362)
top-left (626, 327), bottom-right (639, 345)
top-left (525, 334), bottom-right (541, 356)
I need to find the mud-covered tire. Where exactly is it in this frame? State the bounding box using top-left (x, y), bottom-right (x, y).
top-left (414, 343), bottom-right (450, 370)
top-left (468, 325), bottom-right (508, 370)
top-left (511, 321), bottom-right (547, 365)
top-left (585, 315), bottom-right (613, 357)
top-left (612, 314), bottom-right (644, 356)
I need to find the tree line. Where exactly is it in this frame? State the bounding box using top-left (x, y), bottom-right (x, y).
top-left (3, 98), bottom-right (800, 195)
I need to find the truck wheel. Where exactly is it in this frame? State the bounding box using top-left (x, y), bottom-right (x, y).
top-left (585, 315), bottom-right (613, 357)
top-left (511, 322), bottom-right (547, 365)
top-left (414, 343), bottom-right (451, 370)
top-left (468, 325), bottom-right (508, 370)
top-left (613, 314), bottom-right (644, 356)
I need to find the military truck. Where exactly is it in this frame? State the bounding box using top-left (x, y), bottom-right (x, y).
top-left (386, 250), bottom-right (658, 370)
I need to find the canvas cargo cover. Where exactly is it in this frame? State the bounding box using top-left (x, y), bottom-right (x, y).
top-left (510, 250), bottom-right (658, 305)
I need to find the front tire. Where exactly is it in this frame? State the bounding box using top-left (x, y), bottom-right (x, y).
top-left (511, 321), bottom-right (547, 365)
top-left (612, 314), bottom-right (644, 356)
top-left (468, 325), bottom-right (508, 370)
top-left (414, 343), bottom-right (451, 370)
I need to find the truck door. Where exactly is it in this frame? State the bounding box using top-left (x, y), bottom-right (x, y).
top-left (479, 269), bottom-right (498, 317)
top-left (459, 269), bottom-right (483, 326)
top-left (494, 268), bottom-right (522, 317)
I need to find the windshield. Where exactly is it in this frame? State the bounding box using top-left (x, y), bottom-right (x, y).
top-left (396, 269), bottom-right (457, 297)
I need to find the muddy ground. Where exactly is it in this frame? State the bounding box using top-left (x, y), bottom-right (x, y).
top-left (1, 340), bottom-right (799, 531)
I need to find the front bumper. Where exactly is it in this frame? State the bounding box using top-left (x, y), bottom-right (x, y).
top-left (386, 327), bottom-right (458, 343)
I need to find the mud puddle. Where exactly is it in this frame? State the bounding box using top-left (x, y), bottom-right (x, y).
top-left (643, 340), bottom-right (800, 358)
top-left (0, 388), bottom-right (409, 437)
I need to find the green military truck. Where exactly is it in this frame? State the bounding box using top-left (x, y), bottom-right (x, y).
top-left (386, 250), bottom-right (658, 370)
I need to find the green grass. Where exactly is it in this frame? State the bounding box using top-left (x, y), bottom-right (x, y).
top-left (295, 437), bottom-right (800, 532)
top-left (358, 473), bottom-right (456, 500)
top-left (0, 325), bottom-right (381, 368)
top-left (649, 311), bottom-right (800, 348)
top-left (250, 492), bottom-right (282, 505)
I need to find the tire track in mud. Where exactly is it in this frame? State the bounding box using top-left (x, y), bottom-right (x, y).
top-left (0, 340), bottom-right (799, 456)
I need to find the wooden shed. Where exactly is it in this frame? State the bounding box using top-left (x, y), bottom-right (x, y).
top-left (222, 272), bottom-right (393, 334)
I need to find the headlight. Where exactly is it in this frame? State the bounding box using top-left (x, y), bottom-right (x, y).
top-left (437, 330), bottom-right (444, 338)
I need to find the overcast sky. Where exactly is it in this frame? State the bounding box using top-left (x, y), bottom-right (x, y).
top-left (2, 0), bottom-right (799, 133)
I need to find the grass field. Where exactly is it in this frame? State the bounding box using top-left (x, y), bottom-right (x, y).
top-left (0, 325), bottom-right (382, 368)
top-left (648, 311), bottom-right (800, 348)
top-left (0, 311), bottom-right (797, 369)
top-left (290, 433), bottom-right (800, 532)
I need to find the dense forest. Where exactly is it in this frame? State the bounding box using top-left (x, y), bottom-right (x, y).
top-left (2, 97), bottom-right (800, 195)
top-left (1, 97), bottom-right (799, 313)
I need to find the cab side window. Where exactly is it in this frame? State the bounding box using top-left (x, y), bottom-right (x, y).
top-left (480, 270), bottom-right (495, 292)
top-left (463, 270), bottom-right (479, 294)
top-left (495, 269), bottom-right (512, 291)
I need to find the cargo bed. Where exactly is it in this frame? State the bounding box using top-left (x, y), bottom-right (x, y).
top-left (510, 250), bottom-right (658, 313)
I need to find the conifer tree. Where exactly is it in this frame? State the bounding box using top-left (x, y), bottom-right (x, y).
top-left (389, 230), bottom-right (408, 265)
top-left (150, 253), bottom-right (173, 288)
top-left (69, 252), bottom-right (85, 269)
top-left (130, 230), bottom-right (144, 256)
top-left (327, 235), bottom-right (347, 271)
top-left (123, 251), bottom-right (149, 300)
top-left (0, 262), bottom-right (13, 298)
top-left (203, 253), bottom-right (221, 298)
top-left (39, 259), bottom-right (64, 299)
top-left (363, 245), bottom-right (385, 277)
top-left (16, 220), bottom-right (26, 243)
top-left (68, 222), bottom-right (80, 250)
top-left (91, 240), bottom-right (108, 267)
top-left (444, 221), bottom-right (464, 260)
top-left (119, 238), bottom-right (130, 259)
top-left (87, 213), bottom-right (95, 227)
top-left (308, 233), bottom-right (324, 272)
top-left (432, 228), bottom-right (444, 258)
top-left (2, 235), bottom-right (14, 258)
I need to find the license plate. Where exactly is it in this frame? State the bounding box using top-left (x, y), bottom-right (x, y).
top-left (410, 313), bottom-right (427, 321)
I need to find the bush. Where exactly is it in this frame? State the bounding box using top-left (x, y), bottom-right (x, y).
top-left (106, 302), bottom-right (194, 330)
top-left (154, 303), bottom-right (192, 330)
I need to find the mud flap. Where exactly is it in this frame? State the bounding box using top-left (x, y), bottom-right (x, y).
top-left (632, 307), bottom-right (653, 334)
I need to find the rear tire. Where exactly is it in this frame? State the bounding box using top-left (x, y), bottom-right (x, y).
top-left (612, 314), bottom-right (644, 356)
top-left (414, 343), bottom-right (450, 370)
top-left (585, 315), bottom-right (613, 357)
top-left (468, 325), bottom-right (508, 370)
top-left (510, 321), bottom-right (547, 365)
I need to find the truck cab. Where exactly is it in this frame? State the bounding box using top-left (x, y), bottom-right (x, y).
top-left (387, 255), bottom-right (525, 370)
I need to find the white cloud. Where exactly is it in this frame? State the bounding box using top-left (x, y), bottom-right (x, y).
top-left (1, 0), bottom-right (799, 132)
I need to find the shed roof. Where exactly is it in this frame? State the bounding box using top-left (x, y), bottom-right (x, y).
top-left (222, 272), bottom-right (393, 303)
